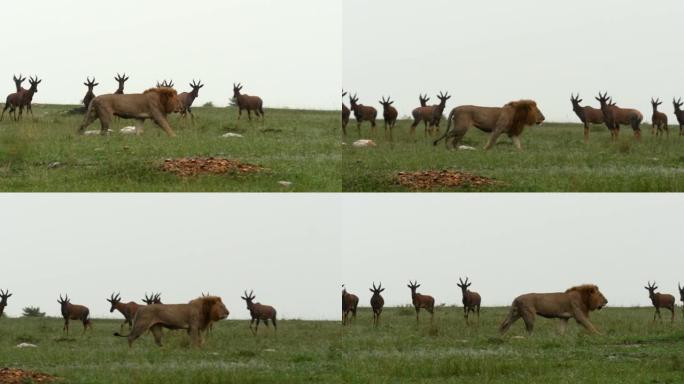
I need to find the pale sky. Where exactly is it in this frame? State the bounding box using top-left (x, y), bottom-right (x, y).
top-left (344, 0), bottom-right (684, 123)
top-left (341, 194), bottom-right (684, 308)
top-left (1, 0), bottom-right (341, 109)
top-left (1, 195), bottom-right (340, 320)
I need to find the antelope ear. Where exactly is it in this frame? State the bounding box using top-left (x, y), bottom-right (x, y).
top-left (369, 288), bottom-right (374, 293)
top-left (380, 288), bottom-right (385, 292)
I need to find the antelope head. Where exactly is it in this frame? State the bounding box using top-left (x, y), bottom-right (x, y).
top-left (13, 74), bottom-right (26, 90)
top-left (457, 277), bottom-right (472, 293)
top-left (241, 290), bottom-right (256, 309)
top-left (595, 91), bottom-right (611, 109)
top-left (651, 97), bottom-right (662, 111)
top-left (407, 280), bottom-right (421, 296)
top-left (369, 282), bottom-right (384, 296)
top-left (419, 94), bottom-right (430, 107)
top-left (106, 292), bottom-right (121, 312)
top-left (189, 79), bottom-right (204, 96)
top-left (28, 76), bottom-right (41, 93)
top-left (233, 82), bottom-right (244, 98)
top-left (436, 91), bottom-right (451, 107)
top-left (673, 98), bottom-right (683, 112)
top-left (57, 294), bottom-right (70, 306)
top-left (84, 77), bottom-right (98, 90)
top-left (378, 96), bottom-right (394, 110)
top-left (349, 94), bottom-right (359, 108)
top-left (644, 281), bottom-right (658, 299)
top-left (679, 283), bottom-right (684, 303)
top-left (0, 289), bottom-right (12, 306)
top-left (570, 93), bottom-right (582, 109)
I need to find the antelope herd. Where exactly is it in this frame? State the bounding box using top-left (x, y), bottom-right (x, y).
top-left (342, 89), bottom-right (684, 149)
top-left (0, 73), bottom-right (265, 134)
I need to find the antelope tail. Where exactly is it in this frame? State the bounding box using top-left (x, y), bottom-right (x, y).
top-left (433, 109), bottom-right (455, 146)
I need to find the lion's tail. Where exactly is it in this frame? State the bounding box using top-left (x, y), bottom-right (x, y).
top-left (113, 332), bottom-right (129, 338)
top-left (433, 109), bottom-right (455, 146)
top-left (499, 300), bottom-right (520, 335)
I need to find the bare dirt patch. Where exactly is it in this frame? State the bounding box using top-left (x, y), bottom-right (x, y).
top-left (0, 367), bottom-right (59, 383)
top-left (161, 157), bottom-right (265, 177)
top-left (396, 170), bottom-right (500, 190)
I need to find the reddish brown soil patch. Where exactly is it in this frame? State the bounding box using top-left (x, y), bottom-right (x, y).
top-left (161, 157), bottom-right (265, 177)
top-left (0, 367), bottom-right (59, 383)
top-left (396, 170), bottom-right (500, 190)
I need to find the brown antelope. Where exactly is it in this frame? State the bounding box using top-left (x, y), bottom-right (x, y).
top-left (233, 83), bottom-right (264, 121)
top-left (407, 280), bottom-right (434, 323)
top-left (379, 96), bottom-right (398, 139)
top-left (369, 282), bottom-right (385, 327)
top-left (570, 93), bottom-right (605, 143)
top-left (430, 91), bottom-right (451, 131)
top-left (0, 289), bottom-right (12, 318)
top-left (142, 292), bottom-right (162, 305)
top-left (457, 277), bottom-right (481, 325)
top-left (241, 290), bottom-right (277, 335)
top-left (13, 74), bottom-right (26, 92)
top-left (82, 77), bottom-right (98, 109)
top-left (673, 98), bottom-right (684, 136)
top-left (1, 76), bottom-right (41, 121)
top-left (107, 293), bottom-right (140, 331)
top-left (341, 284), bottom-right (359, 325)
top-left (342, 90), bottom-right (350, 135)
top-left (645, 281), bottom-right (675, 323)
top-left (114, 73), bottom-right (129, 94)
top-left (349, 94), bottom-right (377, 136)
top-left (58, 294), bottom-right (92, 334)
top-left (410, 91), bottom-right (450, 136)
top-left (418, 94), bottom-right (430, 107)
top-left (595, 92), bottom-right (643, 140)
top-left (679, 283), bottom-right (684, 319)
top-left (650, 98), bottom-right (669, 137)
top-left (177, 79), bottom-right (204, 121)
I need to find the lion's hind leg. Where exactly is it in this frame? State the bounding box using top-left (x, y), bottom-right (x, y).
top-left (150, 324), bottom-right (164, 346)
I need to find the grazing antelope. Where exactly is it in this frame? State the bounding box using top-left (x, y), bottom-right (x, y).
top-left (233, 83), bottom-right (264, 121)
top-left (679, 283), bottom-right (684, 319)
top-left (241, 290), bottom-right (277, 335)
top-left (107, 293), bottom-right (140, 331)
top-left (379, 96), bottom-right (398, 139)
top-left (570, 93), bottom-right (605, 143)
top-left (82, 77), bottom-right (98, 109)
top-left (12, 74), bottom-right (26, 92)
top-left (0, 289), bottom-right (12, 318)
top-left (673, 98), bottom-right (684, 136)
top-left (407, 280), bottom-right (434, 323)
top-left (650, 98), bottom-right (669, 137)
top-left (114, 73), bottom-right (129, 94)
top-left (1, 76), bottom-right (41, 121)
top-left (177, 79), bottom-right (204, 122)
top-left (341, 284), bottom-right (359, 325)
top-left (645, 281), bottom-right (675, 323)
top-left (58, 294), bottom-right (92, 334)
top-left (342, 90), bottom-right (350, 134)
top-left (349, 94), bottom-right (377, 136)
top-left (142, 292), bottom-right (162, 305)
top-left (369, 282), bottom-right (385, 327)
top-left (595, 92), bottom-right (643, 140)
top-left (457, 277), bottom-right (481, 325)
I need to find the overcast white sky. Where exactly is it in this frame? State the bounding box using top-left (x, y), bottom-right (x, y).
top-left (1, 0), bottom-right (340, 109)
top-left (344, 0), bottom-right (683, 123)
top-left (1, 195), bottom-right (340, 320)
top-left (341, 194), bottom-right (684, 308)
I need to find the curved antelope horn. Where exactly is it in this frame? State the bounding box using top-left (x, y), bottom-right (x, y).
top-left (249, 290), bottom-right (254, 298)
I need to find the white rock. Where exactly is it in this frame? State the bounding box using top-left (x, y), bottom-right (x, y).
top-left (458, 145), bottom-right (476, 150)
top-left (83, 130), bottom-right (101, 136)
top-left (278, 181), bottom-right (293, 187)
top-left (16, 343), bottom-right (37, 348)
top-left (120, 126), bottom-right (137, 134)
top-left (47, 162), bottom-right (61, 169)
top-left (352, 139), bottom-right (376, 148)
top-left (222, 132), bottom-right (244, 138)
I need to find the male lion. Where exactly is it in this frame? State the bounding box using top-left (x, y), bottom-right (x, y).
top-left (499, 284), bottom-right (607, 336)
top-left (114, 295), bottom-right (229, 347)
top-left (78, 87), bottom-right (181, 137)
top-left (433, 100), bottom-right (545, 150)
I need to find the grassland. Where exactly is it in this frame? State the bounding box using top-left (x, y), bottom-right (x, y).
top-left (0, 104), bottom-right (339, 191)
top-left (2, 307), bottom-right (684, 383)
top-left (342, 120), bottom-right (684, 191)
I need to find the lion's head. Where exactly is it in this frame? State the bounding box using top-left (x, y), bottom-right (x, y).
top-left (506, 100), bottom-right (545, 133)
top-left (566, 284), bottom-right (607, 311)
top-left (190, 295), bottom-right (229, 329)
top-left (144, 87), bottom-right (182, 114)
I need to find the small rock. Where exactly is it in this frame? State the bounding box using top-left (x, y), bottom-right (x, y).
top-left (511, 336), bottom-right (525, 340)
top-left (83, 130), bottom-right (100, 136)
top-left (222, 132), bottom-right (244, 138)
top-left (278, 181), bottom-right (293, 187)
top-left (352, 139), bottom-right (376, 148)
top-left (47, 162), bottom-right (61, 169)
top-left (264, 348), bottom-right (276, 352)
top-left (120, 126), bottom-right (137, 134)
top-left (16, 343), bottom-right (37, 348)
top-left (458, 145), bottom-right (476, 150)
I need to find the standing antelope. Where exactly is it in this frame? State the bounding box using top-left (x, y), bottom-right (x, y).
top-left (570, 93), bottom-right (605, 143)
top-left (410, 91), bottom-right (449, 136)
top-left (342, 90), bottom-right (350, 134)
top-left (107, 293), bottom-right (140, 331)
top-left (650, 98), bottom-right (669, 137)
top-left (233, 83), bottom-right (264, 121)
top-left (13, 74), bottom-right (26, 92)
top-left (679, 283), bottom-right (684, 319)
top-left (645, 281), bottom-right (675, 323)
top-left (142, 292), bottom-right (162, 305)
top-left (0, 289), bottom-right (12, 318)
top-left (457, 277), bottom-right (481, 325)
top-left (156, 80), bottom-right (174, 88)
top-left (595, 92), bottom-right (643, 140)
top-left (369, 282), bottom-right (385, 327)
top-left (379, 96), bottom-right (398, 139)
top-left (241, 290), bottom-right (277, 335)
top-left (1, 76), bottom-right (41, 121)
top-left (349, 94), bottom-right (377, 136)
top-left (114, 73), bottom-right (129, 94)
top-left (177, 79), bottom-right (204, 122)
top-left (82, 77), bottom-right (98, 109)
top-left (342, 284), bottom-right (359, 325)
top-left (407, 280), bottom-right (434, 323)
top-left (58, 294), bottom-right (92, 334)
top-left (673, 98), bottom-right (684, 136)
top-left (430, 91), bottom-right (451, 132)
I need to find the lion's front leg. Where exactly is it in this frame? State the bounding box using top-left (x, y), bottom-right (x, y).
top-left (511, 135), bottom-right (523, 150)
top-left (484, 129), bottom-right (504, 151)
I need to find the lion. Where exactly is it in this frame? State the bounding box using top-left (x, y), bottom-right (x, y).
top-left (114, 295), bottom-right (229, 347)
top-left (77, 87), bottom-right (182, 137)
top-left (499, 284), bottom-right (607, 336)
top-left (433, 100), bottom-right (545, 150)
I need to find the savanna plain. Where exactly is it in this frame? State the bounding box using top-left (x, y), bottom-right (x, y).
top-left (2, 307), bottom-right (684, 383)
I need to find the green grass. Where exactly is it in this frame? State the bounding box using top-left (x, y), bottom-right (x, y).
top-left (342, 121), bottom-right (684, 191)
top-left (2, 307), bottom-right (684, 383)
top-left (0, 104), bottom-right (340, 191)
